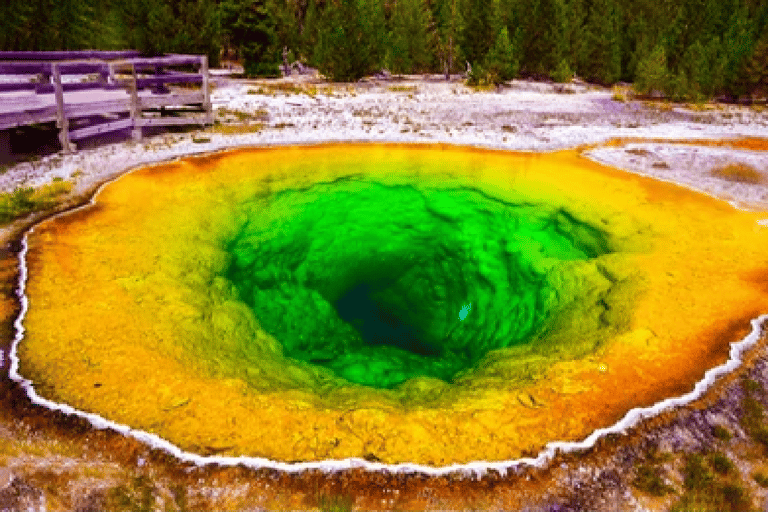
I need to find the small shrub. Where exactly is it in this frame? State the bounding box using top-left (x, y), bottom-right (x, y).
top-left (668, 491), bottom-right (720, 512)
top-left (466, 62), bottom-right (488, 87)
top-left (753, 471), bottom-right (768, 487)
top-left (552, 58), bottom-right (573, 84)
top-left (107, 475), bottom-right (154, 512)
top-left (741, 396), bottom-right (764, 431)
top-left (683, 454), bottom-right (714, 491)
top-left (633, 464), bottom-right (674, 496)
top-left (709, 452), bottom-right (735, 475)
top-left (0, 181), bottom-right (72, 224)
top-left (712, 425), bottom-right (732, 441)
top-left (208, 123), bottom-right (264, 135)
top-left (612, 85), bottom-right (634, 102)
top-left (317, 492), bottom-right (354, 512)
top-left (752, 425), bottom-right (768, 449)
top-left (387, 85), bottom-right (418, 93)
top-left (719, 482), bottom-right (751, 512)
top-left (710, 163), bottom-right (764, 185)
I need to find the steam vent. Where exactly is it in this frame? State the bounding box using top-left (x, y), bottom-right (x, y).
top-left (18, 143), bottom-right (768, 465)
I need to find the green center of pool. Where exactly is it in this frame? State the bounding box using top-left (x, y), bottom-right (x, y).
top-left (223, 179), bottom-right (623, 390)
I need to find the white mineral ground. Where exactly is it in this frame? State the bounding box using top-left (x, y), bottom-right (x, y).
top-left (1, 71), bottom-right (768, 509)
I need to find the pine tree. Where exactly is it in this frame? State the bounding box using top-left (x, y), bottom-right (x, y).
top-left (302, 0), bottom-right (321, 65)
top-left (580, 0), bottom-right (621, 84)
top-left (519, 0), bottom-right (567, 77)
top-left (358, 0), bottom-right (386, 73)
top-left (166, 0), bottom-right (222, 66)
top-left (387, 0), bottom-right (435, 74)
top-left (269, 0), bottom-right (303, 63)
top-left (563, 0), bottom-right (588, 77)
top-left (740, 30), bottom-right (768, 98)
top-left (220, 0), bottom-right (280, 76)
top-left (721, 5), bottom-right (757, 99)
top-left (435, 0), bottom-right (464, 78)
top-left (116, 0), bottom-right (175, 56)
top-left (461, 0), bottom-right (493, 68)
top-left (633, 44), bottom-right (669, 97)
top-left (485, 26), bottom-right (518, 84)
top-left (315, 0), bottom-right (378, 81)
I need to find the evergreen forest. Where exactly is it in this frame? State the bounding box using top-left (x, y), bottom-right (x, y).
top-left (1, 0), bottom-right (767, 101)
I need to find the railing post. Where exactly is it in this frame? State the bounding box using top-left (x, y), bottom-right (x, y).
top-left (129, 62), bottom-right (142, 141)
top-left (107, 62), bottom-right (116, 85)
top-left (52, 63), bottom-right (74, 154)
top-left (200, 55), bottom-right (212, 125)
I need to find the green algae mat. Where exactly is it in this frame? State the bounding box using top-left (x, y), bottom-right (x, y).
top-left (17, 143), bottom-right (768, 465)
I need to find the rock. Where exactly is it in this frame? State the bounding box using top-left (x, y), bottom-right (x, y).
top-left (0, 467), bottom-right (13, 490)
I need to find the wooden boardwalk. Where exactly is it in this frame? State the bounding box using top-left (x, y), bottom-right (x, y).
top-left (0, 51), bottom-right (213, 153)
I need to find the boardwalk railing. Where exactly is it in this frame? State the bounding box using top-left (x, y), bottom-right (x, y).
top-left (0, 51), bottom-right (213, 153)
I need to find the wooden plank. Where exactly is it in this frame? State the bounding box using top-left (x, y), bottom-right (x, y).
top-left (57, 62), bottom-right (109, 75)
top-left (131, 75), bottom-right (202, 88)
top-left (35, 82), bottom-right (122, 94)
top-left (0, 108), bottom-right (57, 131)
top-left (139, 93), bottom-right (204, 109)
top-left (0, 83), bottom-right (37, 93)
top-left (140, 115), bottom-right (208, 127)
top-left (0, 62), bottom-right (47, 74)
top-left (0, 51), bottom-right (140, 61)
top-left (112, 55), bottom-right (202, 69)
top-left (52, 63), bottom-right (73, 154)
top-left (63, 99), bottom-right (132, 118)
top-left (0, 91), bottom-right (43, 109)
top-left (69, 117), bottom-right (133, 140)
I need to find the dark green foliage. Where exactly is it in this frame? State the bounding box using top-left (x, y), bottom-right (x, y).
top-left (434, 0), bottom-right (465, 77)
top-left (107, 476), bottom-right (154, 512)
top-left (387, 0), bottom-right (435, 74)
top-left (518, 0), bottom-right (567, 77)
top-left (741, 396), bottom-right (764, 431)
top-left (461, 0), bottom-right (493, 68)
top-left (0, 182), bottom-right (71, 224)
top-left (712, 425), bottom-right (733, 441)
top-left (220, 0), bottom-right (278, 76)
top-left (465, 62), bottom-right (488, 86)
top-left (633, 44), bottom-right (669, 96)
top-left (268, 0), bottom-right (302, 62)
top-left (314, 0), bottom-right (381, 81)
top-left (0, 0), bottom-right (765, 102)
top-left (753, 471), bottom-right (768, 487)
top-left (742, 32), bottom-right (768, 97)
top-left (720, 5), bottom-right (757, 98)
top-left (709, 452), bottom-right (735, 475)
top-left (0, 0), bottom-right (116, 51)
top-left (115, 0), bottom-right (221, 63)
top-left (552, 58), bottom-right (573, 83)
top-left (718, 482), bottom-right (752, 512)
top-left (632, 464), bottom-right (674, 496)
top-left (752, 425), bottom-right (768, 449)
top-left (743, 378), bottom-right (762, 394)
top-left (359, 0), bottom-right (387, 73)
top-left (683, 454), bottom-right (714, 491)
top-left (485, 26), bottom-right (518, 84)
top-left (579, 0), bottom-right (621, 84)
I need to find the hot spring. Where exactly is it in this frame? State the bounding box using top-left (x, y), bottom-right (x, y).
top-left (16, 143), bottom-right (768, 465)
